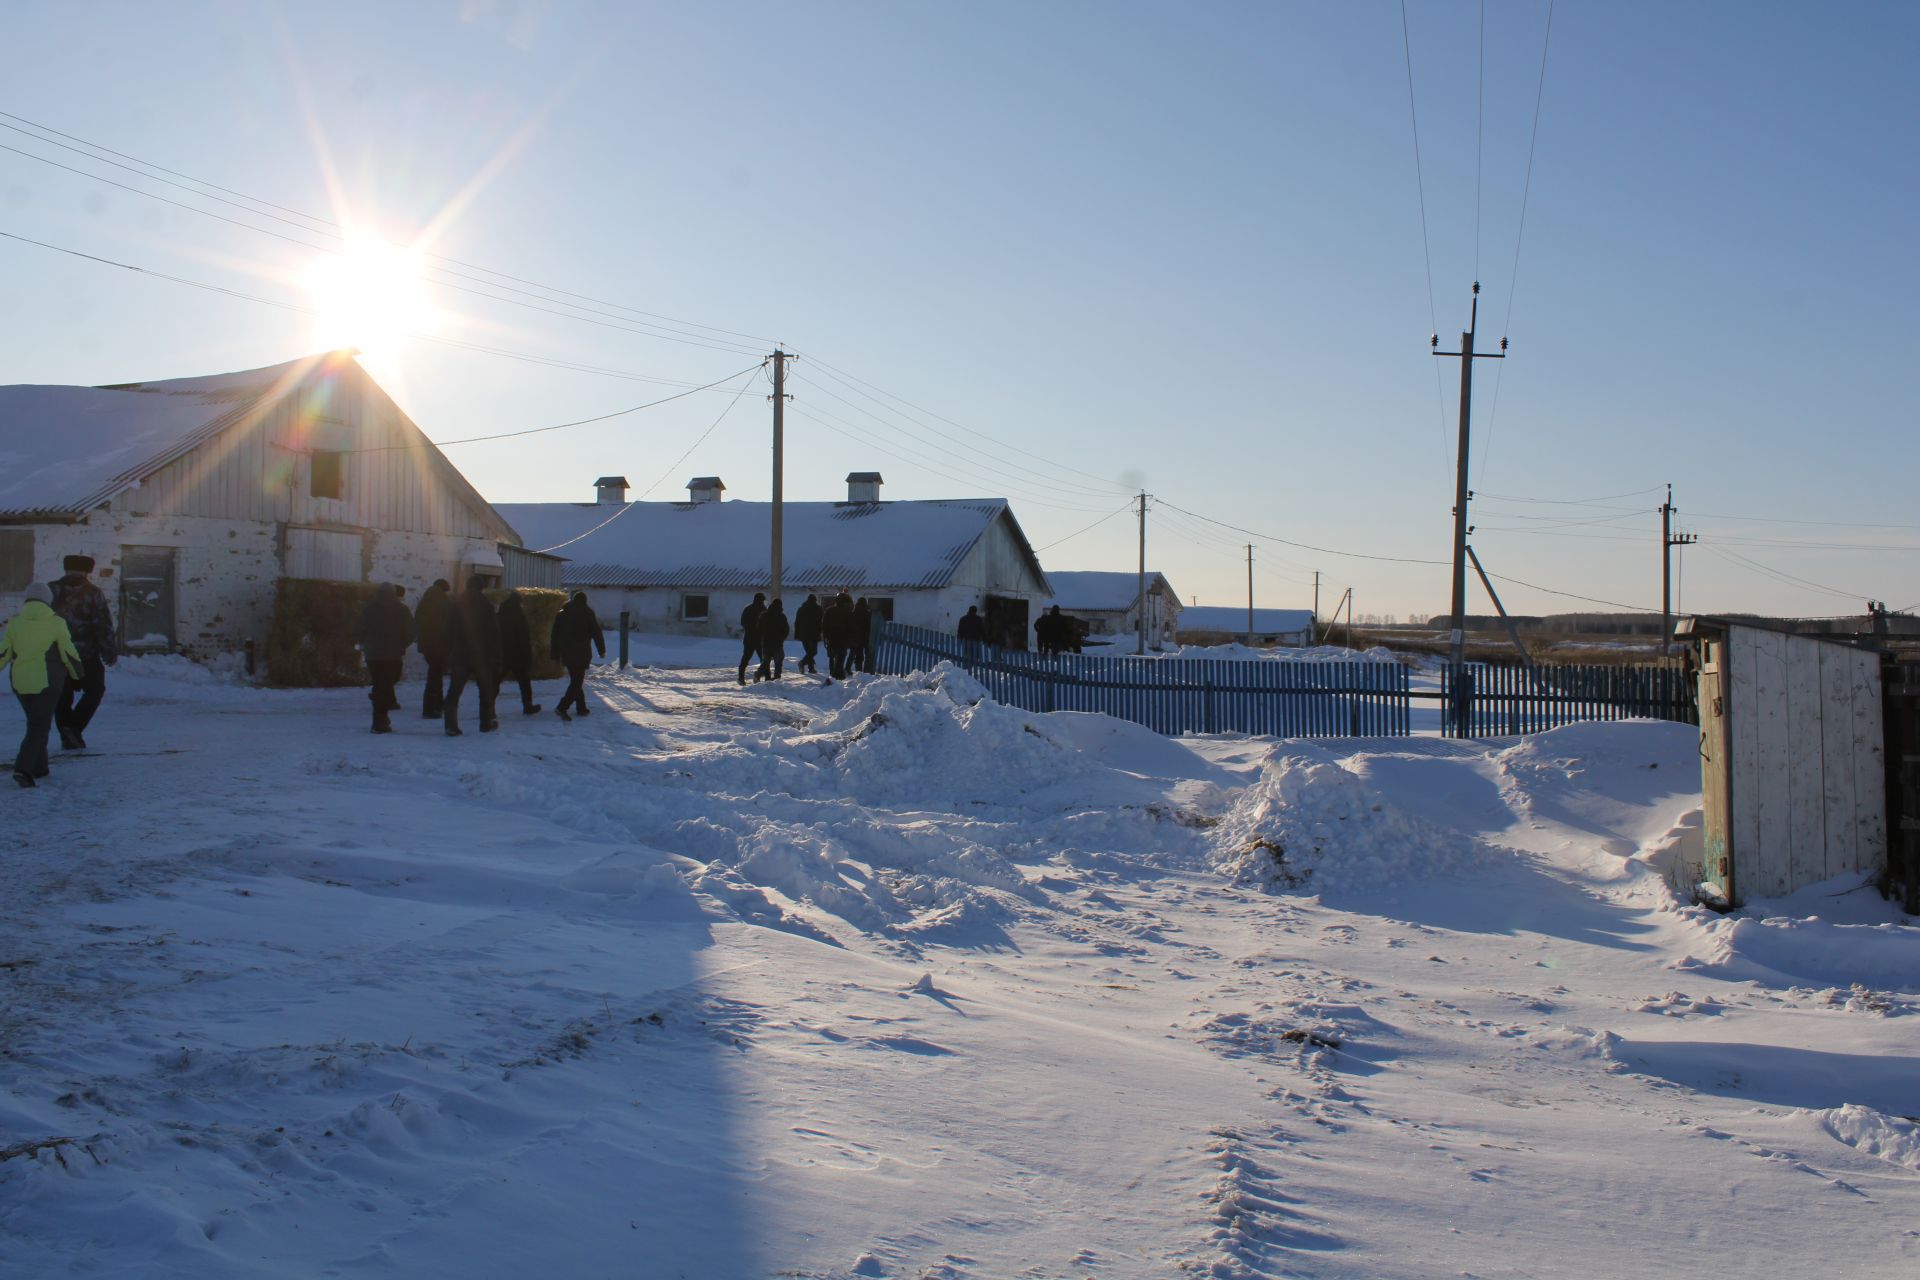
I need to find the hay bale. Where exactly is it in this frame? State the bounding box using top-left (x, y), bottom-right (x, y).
top-left (268, 579), bottom-right (384, 687)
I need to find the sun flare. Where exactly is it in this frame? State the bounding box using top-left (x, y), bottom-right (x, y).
top-left (300, 235), bottom-right (434, 355)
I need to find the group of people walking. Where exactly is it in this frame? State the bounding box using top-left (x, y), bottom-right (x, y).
top-left (1, 555), bottom-right (118, 787)
top-left (355, 577), bottom-right (606, 736)
top-left (737, 590), bottom-right (876, 684)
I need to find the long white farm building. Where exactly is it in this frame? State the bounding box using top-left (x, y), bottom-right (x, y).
top-left (498, 472), bottom-right (1052, 647)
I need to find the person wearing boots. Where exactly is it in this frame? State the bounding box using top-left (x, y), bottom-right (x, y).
top-left (822, 592), bottom-right (855, 680)
top-left (2, 583), bottom-right (83, 787)
top-left (413, 578), bottom-right (452, 718)
top-left (549, 591), bottom-right (605, 721)
top-left (356, 583), bottom-right (415, 734)
top-left (754, 598), bottom-right (790, 681)
top-left (737, 592), bottom-right (766, 685)
top-left (850, 598), bottom-right (874, 674)
top-left (794, 593), bottom-right (823, 675)
top-left (48, 554), bottom-right (116, 750)
top-left (443, 576), bottom-right (502, 736)
top-left (495, 590), bottom-right (542, 716)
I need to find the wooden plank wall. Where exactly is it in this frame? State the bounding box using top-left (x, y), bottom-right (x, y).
top-left (1726, 625), bottom-right (1886, 902)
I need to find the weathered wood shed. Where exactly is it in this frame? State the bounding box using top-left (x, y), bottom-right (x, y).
top-left (1679, 617), bottom-right (1887, 906)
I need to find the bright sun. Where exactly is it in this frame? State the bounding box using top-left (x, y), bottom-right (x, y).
top-left (300, 235), bottom-right (434, 354)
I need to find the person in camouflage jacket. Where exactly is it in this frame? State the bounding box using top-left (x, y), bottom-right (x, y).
top-left (49, 554), bottom-right (116, 750)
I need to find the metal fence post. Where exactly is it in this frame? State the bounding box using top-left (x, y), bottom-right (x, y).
top-left (619, 610), bottom-right (630, 669)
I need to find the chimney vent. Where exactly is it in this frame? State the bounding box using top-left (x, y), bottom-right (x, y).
top-left (594, 475), bottom-right (630, 506)
top-left (687, 476), bottom-right (726, 505)
top-left (846, 471), bottom-right (884, 503)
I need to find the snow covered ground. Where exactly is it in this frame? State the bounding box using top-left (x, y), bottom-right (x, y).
top-left (2, 655), bottom-right (1916, 1278)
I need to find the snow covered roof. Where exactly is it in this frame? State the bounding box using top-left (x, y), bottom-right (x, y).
top-left (495, 498), bottom-right (1049, 592)
top-left (0, 353), bottom-right (327, 519)
top-left (1045, 570), bottom-right (1178, 613)
top-left (1178, 606), bottom-right (1314, 635)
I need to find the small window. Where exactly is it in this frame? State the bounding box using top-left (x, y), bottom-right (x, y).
top-left (682, 593), bottom-right (710, 621)
top-left (0, 529), bottom-right (33, 592)
top-left (311, 451), bottom-right (345, 500)
top-left (866, 597), bottom-right (895, 622)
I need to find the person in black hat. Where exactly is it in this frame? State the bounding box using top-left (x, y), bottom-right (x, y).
top-left (49, 554), bottom-right (117, 750)
top-left (754, 598), bottom-right (790, 682)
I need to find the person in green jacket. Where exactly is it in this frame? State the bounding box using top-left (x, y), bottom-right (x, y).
top-left (2, 583), bottom-right (84, 787)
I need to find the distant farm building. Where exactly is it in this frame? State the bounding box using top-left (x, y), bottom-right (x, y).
top-left (1177, 605), bottom-right (1315, 648)
top-left (496, 471), bottom-right (1051, 647)
top-left (0, 352), bottom-right (551, 661)
top-left (1042, 571), bottom-right (1181, 649)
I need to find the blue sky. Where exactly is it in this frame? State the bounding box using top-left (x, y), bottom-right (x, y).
top-left (4, 1), bottom-right (1915, 621)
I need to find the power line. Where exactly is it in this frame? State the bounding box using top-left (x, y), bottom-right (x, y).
top-left (532, 368), bottom-right (766, 554)
top-left (1477, 485), bottom-right (1664, 506)
top-left (1706, 545), bottom-right (1873, 602)
top-left (0, 110), bottom-right (778, 348)
top-left (0, 134), bottom-right (769, 358)
top-left (1477, 0), bottom-right (1556, 489)
top-left (0, 226), bottom-right (750, 395)
top-left (1032, 501), bottom-right (1136, 553)
top-left (1480, 568), bottom-right (1655, 614)
top-left (789, 371), bottom-right (1123, 509)
top-left (1155, 497), bottom-right (1448, 567)
top-left (343, 362), bottom-right (766, 453)
top-left (795, 353), bottom-right (1134, 498)
top-left (1397, 0), bottom-right (1453, 472)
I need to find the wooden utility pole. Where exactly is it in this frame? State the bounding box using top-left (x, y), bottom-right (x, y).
top-left (1661, 484), bottom-right (1697, 659)
top-left (1246, 544), bottom-right (1255, 647)
top-left (1433, 283), bottom-right (1506, 732)
top-left (770, 350), bottom-right (789, 601)
top-left (1136, 490), bottom-right (1148, 655)
top-left (1312, 570), bottom-right (1320, 635)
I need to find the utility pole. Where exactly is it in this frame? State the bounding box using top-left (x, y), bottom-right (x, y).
top-left (769, 350), bottom-right (789, 602)
top-left (1660, 484), bottom-right (1697, 659)
top-left (1246, 545), bottom-right (1255, 647)
top-left (1136, 490), bottom-right (1148, 655)
top-left (1312, 570), bottom-right (1320, 635)
top-left (1433, 283), bottom-right (1506, 731)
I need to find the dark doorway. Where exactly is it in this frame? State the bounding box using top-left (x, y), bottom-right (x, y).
top-left (984, 595), bottom-right (1029, 651)
top-left (120, 546), bottom-right (177, 651)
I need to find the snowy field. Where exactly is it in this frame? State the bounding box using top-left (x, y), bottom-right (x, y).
top-left (2, 654), bottom-right (1917, 1279)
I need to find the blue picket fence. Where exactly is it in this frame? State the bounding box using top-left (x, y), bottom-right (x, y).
top-left (1440, 662), bottom-right (1698, 738)
top-left (871, 622), bottom-right (1411, 738)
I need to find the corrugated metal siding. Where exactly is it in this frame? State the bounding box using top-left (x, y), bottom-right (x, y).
top-left (502, 545), bottom-right (563, 589)
top-left (107, 362), bottom-right (508, 540)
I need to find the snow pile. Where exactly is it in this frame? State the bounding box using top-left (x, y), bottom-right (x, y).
top-left (1675, 913), bottom-right (1920, 995)
top-left (1819, 1104), bottom-right (1920, 1171)
top-left (1209, 747), bottom-right (1501, 895)
top-left (773, 662), bottom-right (1107, 810)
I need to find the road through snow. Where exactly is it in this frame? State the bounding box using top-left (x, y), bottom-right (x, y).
top-left (2, 657), bottom-right (1916, 1278)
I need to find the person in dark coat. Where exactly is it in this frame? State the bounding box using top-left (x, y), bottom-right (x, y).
top-left (443, 576), bottom-right (502, 736)
top-left (495, 591), bottom-right (542, 716)
top-left (850, 599), bottom-right (874, 674)
top-left (956, 604), bottom-right (987, 658)
top-left (793, 593), bottom-right (823, 675)
top-left (822, 593), bottom-right (856, 680)
top-left (737, 592), bottom-right (767, 686)
top-left (355, 582), bottom-right (415, 734)
top-left (49, 554), bottom-right (117, 750)
top-left (548, 591), bottom-right (605, 721)
top-left (414, 579), bottom-right (452, 718)
top-left (754, 598), bottom-right (790, 682)
top-left (1035, 605), bottom-right (1066, 657)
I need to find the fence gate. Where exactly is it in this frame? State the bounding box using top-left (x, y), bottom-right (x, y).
top-left (872, 621), bottom-right (1410, 739)
top-left (1440, 662), bottom-right (1699, 738)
